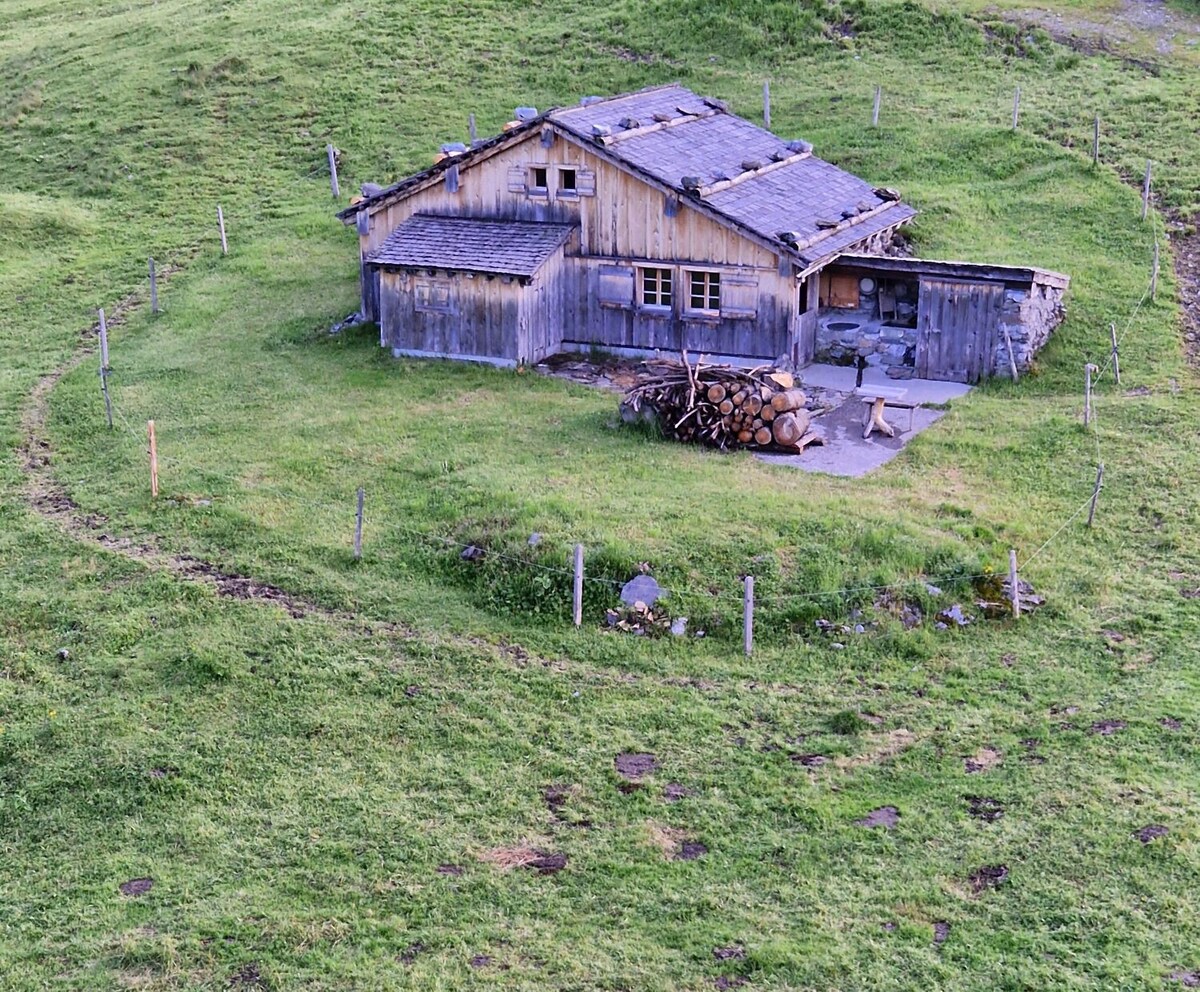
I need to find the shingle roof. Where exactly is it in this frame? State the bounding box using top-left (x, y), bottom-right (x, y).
top-left (549, 84), bottom-right (914, 267)
top-left (341, 84), bottom-right (915, 269)
top-left (366, 215), bottom-right (575, 277)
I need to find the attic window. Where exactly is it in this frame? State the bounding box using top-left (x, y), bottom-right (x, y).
top-left (559, 168), bottom-right (577, 193)
top-left (530, 166), bottom-right (548, 192)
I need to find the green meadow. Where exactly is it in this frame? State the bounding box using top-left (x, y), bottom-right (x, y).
top-left (2, 1), bottom-right (1199, 988)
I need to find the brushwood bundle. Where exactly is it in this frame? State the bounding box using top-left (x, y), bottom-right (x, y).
top-left (621, 353), bottom-right (823, 453)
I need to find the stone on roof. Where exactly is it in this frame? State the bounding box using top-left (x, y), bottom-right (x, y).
top-left (366, 215), bottom-right (576, 277)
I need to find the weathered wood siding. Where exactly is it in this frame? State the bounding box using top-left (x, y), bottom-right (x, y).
top-left (360, 129), bottom-right (797, 360)
top-left (379, 269), bottom-right (526, 363)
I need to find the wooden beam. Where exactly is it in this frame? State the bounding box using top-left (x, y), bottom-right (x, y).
top-left (595, 108), bottom-right (721, 146)
top-left (696, 151), bottom-right (812, 198)
top-left (785, 198), bottom-right (904, 253)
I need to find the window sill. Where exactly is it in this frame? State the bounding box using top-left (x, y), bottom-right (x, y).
top-left (527, 189), bottom-right (549, 199)
top-left (683, 311), bottom-right (721, 323)
top-left (638, 306), bottom-right (673, 317)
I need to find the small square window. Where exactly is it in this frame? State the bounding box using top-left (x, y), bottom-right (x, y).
top-left (559, 168), bottom-right (577, 192)
top-left (687, 270), bottom-right (721, 313)
top-left (640, 267), bottom-right (673, 309)
top-left (415, 280), bottom-right (453, 313)
top-left (530, 166), bottom-right (548, 190)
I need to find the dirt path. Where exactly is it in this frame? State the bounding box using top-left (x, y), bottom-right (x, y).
top-left (1171, 225), bottom-right (1200, 366)
top-left (1002, 1), bottom-right (1200, 58)
top-left (17, 324), bottom-right (837, 701)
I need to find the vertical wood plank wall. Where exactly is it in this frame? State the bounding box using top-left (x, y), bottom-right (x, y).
top-left (359, 129), bottom-right (798, 361)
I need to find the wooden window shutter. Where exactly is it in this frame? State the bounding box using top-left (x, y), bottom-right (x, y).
top-left (507, 165), bottom-right (527, 193)
top-left (597, 265), bottom-right (634, 308)
top-left (445, 164), bottom-right (460, 193)
top-left (720, 270), bottom-right (759, 318)
top-left (576, 169), bottom-right (596, 196)
top-left (355, 210), bottom-right (370, 236)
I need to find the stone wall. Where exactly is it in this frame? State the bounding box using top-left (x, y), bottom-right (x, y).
top-left (993, 280), bottom-right (1067, 376)
top-left (814, 311), bottom-right (917, 374)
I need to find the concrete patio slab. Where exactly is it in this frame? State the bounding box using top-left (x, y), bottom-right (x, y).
top-left (755, 364), bottom-right (971, 477)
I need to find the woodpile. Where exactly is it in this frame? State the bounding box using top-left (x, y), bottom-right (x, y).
top-left (621, 353), bottom-right (823, 453)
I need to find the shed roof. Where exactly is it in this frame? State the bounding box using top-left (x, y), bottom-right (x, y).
top-left (366, 214), bottom-right (575, 277)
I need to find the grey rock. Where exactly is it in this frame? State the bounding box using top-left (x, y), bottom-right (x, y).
top-left (925, 583), bottom-right (942, 596)
top-left (56, 647), bottom-right (69, 660)
top-left (831, 642), bottom-right (845, 650)
top-left (620, 574), bottom-right (663, 607)
top-left (527, 532), bottom-right (542, 546)
top-left (854, 624), bottom-right (866, 634)
top-left (460, 545), bottom-right (486, 562)
top-left (670, 617), bottom-right (688, 637)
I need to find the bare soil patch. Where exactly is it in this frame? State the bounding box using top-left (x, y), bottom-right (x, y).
top-left (964, 746), bottom-right (1002, 774)
top-left (229, 963), bottom-right (266, 987)
top-left (1134, 824), bottom-right (1169, 844)
top-left (790, 753), bottom-right (829, 768)
top-left (398, 942), bottom-right (424, 964)
top-left (969, 864), bottom-right (1009, 893)
top-left (615, 752), bottom-right (658, 780)
top-left (713, 946), bottom-right (746, 962)
top-left (933, 921), bottom-right (951, 945)
top-left (1089, 719), bottom-right (1127, 736)
top-left (855, 806), bottom-right (900, 829)
top-left (662, 783), bottom-right (694, 802)
top-left (1161, 717), bottom-right (1183, 730)
top-left (714, 977), bottom-right (747, 990)
top-left (118, 877), bottom-right (154, 897)
top-left (479, 846), bottom-right (568, 875)
top-left (965, 796), bottom-right (1005, 822)
top-left (436, 863), bottom-right (464, 876)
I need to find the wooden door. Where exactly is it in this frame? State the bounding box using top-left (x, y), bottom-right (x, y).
top-left (916, 279), bottom-right (1003, 383)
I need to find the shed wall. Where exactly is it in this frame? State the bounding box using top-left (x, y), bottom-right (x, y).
top-left (378, 269), bottom-right (526, 363)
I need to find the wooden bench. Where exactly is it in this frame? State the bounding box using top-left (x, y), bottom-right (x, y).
top-left (854, 385), bottom-right (918, 438)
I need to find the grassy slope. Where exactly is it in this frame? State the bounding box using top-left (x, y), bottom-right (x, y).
top-left (2, 1), bottom-right (1200, 989)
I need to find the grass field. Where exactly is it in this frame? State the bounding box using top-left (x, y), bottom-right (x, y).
top-left (3, 1), bottom-right (1200, 989)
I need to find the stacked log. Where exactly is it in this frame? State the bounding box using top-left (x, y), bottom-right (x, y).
top-left (622, 353), bottom-right (821, 453)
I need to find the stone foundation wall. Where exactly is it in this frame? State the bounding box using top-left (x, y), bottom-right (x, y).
top-left (994, 280), bottom-right (1067, 376)
top-left (814, 312), bottom-right (917, 374)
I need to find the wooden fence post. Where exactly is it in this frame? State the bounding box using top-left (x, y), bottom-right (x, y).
top-left (354, 487), bottom-right (364, 559)
top-left (147, 420), bottom-right (159, 497)
top-left (572, 544), bottom-right (584, 627)
top-left (1087, 463), bottom-right (1105, 528)
top-left (871, 85), bottom-right (881, 127)
top-left (743, 575), bottom-right (754, 657)
top-left (1142, 159), bottom-right (1152, 221)
top-left (1008, 550), bottom-right (1020, 618)
top-left (1083, 363), bottom-right (1097, 426)
top-left (327, 143), bottom-right (340, 199)
top-left (148, 257), bottom-right (159, 314)
top-left (98, 308), bottom-right (112, 430)
top-left (1151, 242), bottom-right (1160, 301)
top-left (1092, 116), bottom-right (1100, 167)
top-left (1110, 322), bottom-right (1121, 386)
top-left (1012, 86), bottom-right (1020, 130)
top-left (468, 113), bottom-right (477, 143)
top-left (217, 205), bottom-right (228, 255)
top-left (763, 80), bottom-right (771, 129)
top-left (1003, 326), bottom-right (1019, 382)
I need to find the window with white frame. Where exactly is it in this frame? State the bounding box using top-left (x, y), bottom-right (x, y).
top-left (640, 267), bottom-right (673, 309)
top-left (687, 270), bottom-right (721, 314)
top-left (529, 165), bottom-right (548, 193)
top-left (558, 167), bottom-right (578, 194)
